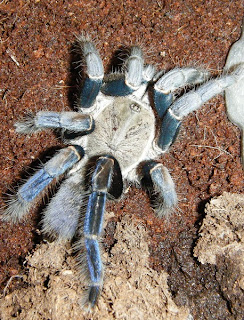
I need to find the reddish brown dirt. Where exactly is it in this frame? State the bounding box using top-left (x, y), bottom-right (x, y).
top-left (0, 1), bottom-right (244, 319)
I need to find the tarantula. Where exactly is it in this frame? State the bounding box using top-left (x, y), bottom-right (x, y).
top-left (2, 36), bottom-right (244, 309)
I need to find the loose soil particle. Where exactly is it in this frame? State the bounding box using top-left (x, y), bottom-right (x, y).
top-left (0, 1), bottom-right (244, 319)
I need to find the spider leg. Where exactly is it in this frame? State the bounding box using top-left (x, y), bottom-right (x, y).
top-left (77, 155), bottom-right (115, 309)
top-left (225, 26), bottom-right (244, 169)
top-left (142, 161), bottom-right (177, 217)
top-left (15, 111), bottom-right (94, 134)
top-left (157, 65), bottom-right (244, 152)
top-left (2, 146), bottom-right (83, 223)
top-left (102, 47), bottom-right (153, 96)
top-left (154, 67), bottom-right (209, 118)
top-left (42, 173), bottom-right (85, 240)
top-left (78, 38), bottom-right (104, 108)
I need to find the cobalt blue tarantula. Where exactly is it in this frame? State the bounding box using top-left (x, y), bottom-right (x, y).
top-left (2, 36), bottom-right (244, 309)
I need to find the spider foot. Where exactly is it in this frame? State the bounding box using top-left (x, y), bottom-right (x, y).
top-left (142, 161), bottom-right (177, 217)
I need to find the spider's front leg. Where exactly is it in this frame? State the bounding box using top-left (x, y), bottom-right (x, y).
top-left (142, 161), bottom-right (177, 217)
top-left (156, 65), bottom-right (244, 152)
top-left (77, 37), bottom-right (104, 108)
top-left (225, 24), bottom-right (244, 169)
top-left (154, 67), bottom-right (209, 118)
top-left (77, 155), bottom-right (121, 309)
top-left (101, 46), bottom-right (155, 96)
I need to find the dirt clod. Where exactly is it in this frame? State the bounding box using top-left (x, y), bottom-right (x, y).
top-left (0, 215), bottom-right (190, 320)
top-left (194, 192), bottom-right (244, 320)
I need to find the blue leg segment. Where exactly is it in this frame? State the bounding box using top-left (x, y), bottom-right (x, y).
top-left (83, 155), bottom-right (115, 308)
top-left (19, 146), bottom-right (83, 202)
top-left (78, 39), bottom-right (104, 108)
top-left (85, 239), bottom-right (103, 284)
top-left (102, 46), bottom-right (145, 97)
top-left (36, 112), bottom-right (93, 132)
top-left (101, 77), bottom-right (134, 96)
top-left (88, 285), bottom-right (100, 307)
top-left (157, 109), bottom-right (181, 152)
top-left (142, 161), bottom-right (177, 216)
top-left (2, 146), bottom-right (83, 223)
top-left (19, 169), bottom-right (53, 202)
top-left (153, 90), bottom-right (173, 118)
top-left (84, 192), bottom-right (106, 236)
top-left (35, 112), bottom-right (60, 128)
top-left (80, 78), bottom-right (103, 108)
top-left (153, 67), bottom-right (210, 118)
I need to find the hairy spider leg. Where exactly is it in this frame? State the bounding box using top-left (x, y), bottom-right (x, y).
top-left (82, 155), bottom-right (115, 308)
top-left (15, 111), bottom-right (94, 134)
top-left (2, 146), bottom-right (83, 223)
top-left (142, 161), bottom-right (177, 216)
top-left (42, 173), bottom-right (85, 240)
top-left (78, 39), bottom-right (104, 108)
top-left (42, 156), bottom-right (122, 240)
top-left (225, 25), bottom-right (244, 169)
top-left (154, 67), bottom-right (210, 118)
top-left (101, 46), bottom-right (146, 96)
top-left (157, 65), bottom-right (244, 152)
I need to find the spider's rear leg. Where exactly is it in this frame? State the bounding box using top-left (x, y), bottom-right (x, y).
top-left (42, 173), bottom-right (85, 240)
top-left (142, 161), bottom-right (177, 217)
top-left (154, 67), bottom-right (209, 118)
top-left (157, 65), bottom-right (244, 152)
top-left (102, 47), bottom-right (155, 96)
top-left (77, 155), bottom-right (122, 309)
top-left (15, 111), bottom-right (94, 134)
top-left (2, 146), bottom-right (83, 223)
top-left (77, 37), bottom-right (104, 108)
